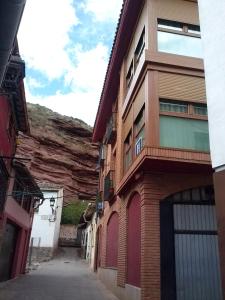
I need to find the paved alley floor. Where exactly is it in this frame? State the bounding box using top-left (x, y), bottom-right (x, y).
top-left (0, 248), bottom-right (118, 300)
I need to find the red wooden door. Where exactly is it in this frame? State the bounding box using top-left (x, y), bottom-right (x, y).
top-left (106, 213), bottom-right (119, 268)
top-left (127, 193), bottom-right (141, 287)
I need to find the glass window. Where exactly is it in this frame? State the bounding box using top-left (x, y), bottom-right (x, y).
top-left (134, 107), bottom-right (145, 156)
top-left (126, 61), bottom-right (134, 88)
top-left (158, 31), bottom-right (203, 58)
top-left (135, 28), bottom-right (145, 66)
top-left (193, 104), bottom-right (208, 116)
top-left (158, 19), bottom-right (183, 31)
top-left (135, 127), bottom-right (145, 156)
top-left (134, 106), bottom-right (145, 134)
top-left (188, 24), bottom-right (201, 34)
top-left (160, 116), bottom-right (210, 152)
top-left (124, 131), bottom-right (132, 171)
top-left (160, 100), bottom-right (188, 113)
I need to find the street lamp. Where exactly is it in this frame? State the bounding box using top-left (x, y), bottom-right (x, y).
top-left (50, 196), bottom-right (55, 208)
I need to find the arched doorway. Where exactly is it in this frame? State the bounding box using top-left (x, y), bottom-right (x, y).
top-left (127, 193), bottom-right (141, 287)
top-left (106, 212), bottom-right (119, 268)
top-left (94, 225), bottom-right (102, 272)
top-left (161, 186), bottom-right (222, 300)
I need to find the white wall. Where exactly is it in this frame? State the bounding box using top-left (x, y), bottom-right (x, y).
top-left (85, 213), bottom-right (97, 270)
top-left (198, 0), bottom-right (225, 169)
top-left (31, 189), bottom-right (63, 248)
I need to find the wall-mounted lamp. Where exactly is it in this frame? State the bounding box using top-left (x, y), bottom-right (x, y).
top-left (50, 196), bottom-right (55, 209)
top-left (49, 196), bottom-right (57, 222)
top-left (33, 197), bottom-right (44, 210)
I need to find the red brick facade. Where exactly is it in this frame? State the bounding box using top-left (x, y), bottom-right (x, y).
top-left (97, 171), bottom-right (213, 299)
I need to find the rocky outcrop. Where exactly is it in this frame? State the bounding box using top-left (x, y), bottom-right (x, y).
top-left (16, 103), bottom-right (99, 204)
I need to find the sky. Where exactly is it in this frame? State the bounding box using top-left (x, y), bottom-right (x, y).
top-left (18, 0), bottom-right (123, 126)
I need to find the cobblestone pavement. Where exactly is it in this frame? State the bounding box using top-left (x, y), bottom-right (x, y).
top-left (0, 248), bottom-right (118, 300)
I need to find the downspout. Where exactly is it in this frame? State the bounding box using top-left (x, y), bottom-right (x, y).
top-left (0, 0), bottom-right (26, 87)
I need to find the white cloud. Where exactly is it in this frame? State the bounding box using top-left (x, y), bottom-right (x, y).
top-left (27, 77), bottom-right (45, 89)
top-left (24, 43), bottom-right (109, 126)
top-left (65, 43), bottom-right (108, 92)
top-left (18, 0), bottom-right (79, 80)
top-left (25, 86), bottom-right (99, 126)
top-left (18, 1), bottom-right (120, 125)
top-left (83, 0), bottom-right (123, 22)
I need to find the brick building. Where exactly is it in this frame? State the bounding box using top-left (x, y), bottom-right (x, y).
top-left (93, 1), bottom-right (223, 300)
top-left (0, 1), bottom-right (43, 282)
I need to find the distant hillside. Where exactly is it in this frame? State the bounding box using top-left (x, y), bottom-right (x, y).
top-left (16, 103), bottom-right (99, 204)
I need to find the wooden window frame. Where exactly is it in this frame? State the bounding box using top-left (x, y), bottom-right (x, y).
top-left (126, 60), bottom-right (134, 89)
top-left (124, 130), bottom-right (133, 172)
top-left (134, 28), bottom-right (145, 69)
top-left (159, 99), bottom-right (208, 121)
top-left (134, 106), bottom-right (145, 156)
top-left (158, 19), bottom-right (201, 38)
top-left (126, 26), bottom-right (145, 92)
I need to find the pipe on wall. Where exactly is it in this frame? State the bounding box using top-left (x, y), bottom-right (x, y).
top-left (0, 0), bottom-right (26, 87)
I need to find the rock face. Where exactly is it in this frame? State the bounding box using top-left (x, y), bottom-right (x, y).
top-left (17, 103), bottom-right (99, 204)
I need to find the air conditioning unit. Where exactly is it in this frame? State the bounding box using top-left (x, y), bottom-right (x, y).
top-left (135, 137), bottom-right (143, 156)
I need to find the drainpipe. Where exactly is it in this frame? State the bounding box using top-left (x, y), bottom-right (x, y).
top-left (0, 0), bottom-right (26, 87)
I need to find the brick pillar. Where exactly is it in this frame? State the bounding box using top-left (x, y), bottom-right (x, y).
top-left (101, 218), bottom-right (108, 268)
top-left (140, 174), bottom-right (161, 300)
top-left (117, 199), bottom-right (127, 287)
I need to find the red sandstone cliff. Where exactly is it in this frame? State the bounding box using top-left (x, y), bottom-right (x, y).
top-left (16, 103), bottom-right (99, 204)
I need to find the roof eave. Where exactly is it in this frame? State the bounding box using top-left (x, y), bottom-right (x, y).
top-left (92, 0), bottom-right (144, 142)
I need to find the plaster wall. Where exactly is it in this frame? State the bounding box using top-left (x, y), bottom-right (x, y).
top-left (85, 213), bottom-right (97, 270)
top-left (198, 0), bottom-right (225, 169)
top-left (31, 189), bottom-right (63, 249)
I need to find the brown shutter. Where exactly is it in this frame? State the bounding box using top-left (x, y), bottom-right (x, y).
top-left (157, 0), bottom-right (199, 25)
top-left (158, 72), bottom-right (206, 102)
top-left (133, 82), bottom-right (145, 120)
top-left (122, 106), bottom-right (133, 140)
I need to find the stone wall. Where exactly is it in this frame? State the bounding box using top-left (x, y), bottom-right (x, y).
top-left (59, 224), bottom-right (77, 247)
top-left (28, 247), bottom-right (54, 264)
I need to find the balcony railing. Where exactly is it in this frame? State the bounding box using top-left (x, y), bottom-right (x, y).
top-left (104, 113), bottom-right (117, 144)
top-left (96, 192), bottom-right (104, 216)
top-left (3, 55), bottom-right (25, 90)
top-left (103, 170), bottom-right (115, 202)
top-left (97, 144), bottom-right (105, 168)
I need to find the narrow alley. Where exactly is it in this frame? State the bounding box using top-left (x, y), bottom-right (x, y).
top-left (0, 248), bottom-right (118, 300)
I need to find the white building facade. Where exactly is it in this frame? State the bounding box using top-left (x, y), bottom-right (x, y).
top-left (29, 187), bottom-right (63, 262)
top-left (198, 1), bottom-right (225, 297)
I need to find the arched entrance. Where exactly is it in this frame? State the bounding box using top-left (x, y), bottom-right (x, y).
top-left (161, 186), bottom-right (222, 300)
top-left (106, 212), bottom-right (119, 268)
top-left (127, 193), bottom-right (141, 287)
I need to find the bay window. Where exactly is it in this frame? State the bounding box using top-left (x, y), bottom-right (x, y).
top-left (157, 19), bottom-right (203, 58)
top-left (159, 100), bottom-right (209, 152)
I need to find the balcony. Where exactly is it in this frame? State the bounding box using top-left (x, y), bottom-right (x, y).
top-left (104, 113), bottom-right (117, 144)
top-left (96, 192), bottom-right (104, 216)
top-left (103, 170), bottom-right (115, 202)
top-left (97, 144), bottom-right (105, 168)
top-left (3, 55), bottom-right (25, 91)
